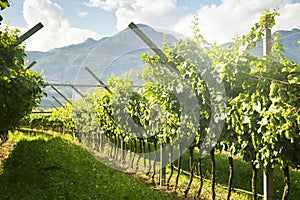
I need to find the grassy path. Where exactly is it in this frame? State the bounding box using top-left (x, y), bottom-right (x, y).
top-left (0, 140), bottom-right (14, 168)
top-left (0, 130), bottom-right (179, 200)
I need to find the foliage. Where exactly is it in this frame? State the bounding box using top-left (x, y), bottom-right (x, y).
top-left (0, 25), bottom-right (45, 140)
top-left (0, 0), bottom-right (9, 11)
top-left (21, 105), bottom-right (75, 134)
top-left (214, 9), bottom-right (300, 169)
top-left (0, 0), bottom-right (9, 25)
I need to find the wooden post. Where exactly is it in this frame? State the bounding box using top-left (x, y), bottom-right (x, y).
top-left (51, 104), bottom-right (59, 111)
top-left (52, 96), bottom-right (64, 107)
top-left (71, 86), bottom-right (85, 98)
top-left (264, 164), bottom-right (274, 200)
top-left (120, 136), bottom-right (124, 166)
top-left (263, 27), bottom-right (275, 200)
top-left (160, 142), bottom-right (166, 186)
top-left (51, 86), bottom-right (72, 105)
top-left (85, 67), bottom-right (112, 94)
top-left (15, 22), bottom-right (43, 46)
top-left (25, 61), bottom-right (37, 69)
top-left (128, 22), bottom-right (178, 72)
top-left (263, 27), bottom-right (272, 58)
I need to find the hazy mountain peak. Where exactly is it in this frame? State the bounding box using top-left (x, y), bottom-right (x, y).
top-left (83, 38), bottom-right (97, 44)
top-left (135, 23), bottom-right (151, 28)
top-left (25, 26), bottom-right (300, 108)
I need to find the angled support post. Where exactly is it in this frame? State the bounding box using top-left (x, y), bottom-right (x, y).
top-left (15, 22), bottom-right (44, 46)
top-left (128, 22), bottom-right (178, 72)
top-left (71, 86), bottom-right (85, 98)
top-left (52, 96), bottom-right (64, 107)
top-left (51, 85), bottom-right (72, 105)
top-left (85, 66), bottom-right (112, 94)
top-left (25, 61), bottom-right (37, 70)
top-left (51, 104), bottom-right (59, 111)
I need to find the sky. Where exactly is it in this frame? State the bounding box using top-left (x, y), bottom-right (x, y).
top-left (1, 0), bottom-right (300, 52)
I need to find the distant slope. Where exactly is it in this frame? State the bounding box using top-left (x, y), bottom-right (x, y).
top-left (26, 26), bottom-right (300, 108)
top-left (272, 28), bottom-right (300, 63)
top-left (247, 28), bottom-right (300, 63)
top-left (26, 24), bottom-right (177, 108)
top-left (27, 24), bottom-right (177, 83)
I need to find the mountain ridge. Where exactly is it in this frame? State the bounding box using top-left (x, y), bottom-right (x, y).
top-left (26, 23), bottom-right (178, 107)
top-left (26, 26), bottom-right (300, 108)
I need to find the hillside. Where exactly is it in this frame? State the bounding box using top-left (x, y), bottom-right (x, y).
top-left (26, 26), bottom-right (300, 108)
top-left (26, 24), bottom-right (177, 108)
top-left (248, 28), bottom-right (300, 62)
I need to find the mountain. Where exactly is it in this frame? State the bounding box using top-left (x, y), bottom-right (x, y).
top-left (248, 28), bottom-right (300, 63)
top-left (26, 24), bottom-right (178, 108)
top-left (26, 26), bottom-right (300, 108)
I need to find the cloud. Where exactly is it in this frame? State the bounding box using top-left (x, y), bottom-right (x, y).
top-left (85, 0), bottom-right (120, 11)
top-left (172, 0), bottom-right (300, 44)
top-left (277, 3), bottom-right (300, 30)
top-left (85, 0), bottom-right (181, 30)
top-left (23, 0), bottom-right (101, 51)
top-left (78, 12), bottom-right (88, 18)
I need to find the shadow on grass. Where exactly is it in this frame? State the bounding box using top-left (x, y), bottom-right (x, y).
top-left (0, 135), bottom-right (176, 200)
top-left (17, 128), bottom-right (55, 138)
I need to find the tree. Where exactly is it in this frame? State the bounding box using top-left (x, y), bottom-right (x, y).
top-left (0, 25), bottom-right (45, 142)
top-left (0, 0), bottom-right (9, 29)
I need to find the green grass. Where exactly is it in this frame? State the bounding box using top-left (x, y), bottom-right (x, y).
top-left (90, 138), bottom-right (300, 199)
top-left (2, 130), bottom-right (299, 199)
top-left (175, 148), bottom-right (300, 200)
top-left (0, 130), bottom-right (177, 200)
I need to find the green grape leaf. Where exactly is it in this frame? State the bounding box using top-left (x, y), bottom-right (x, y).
top-left (287, 74), bottom-right (300, 84)
top-left (285, 131), bottom-right (291, 140)
top-left (252, 101), bottom-right (261, 113)
top-left (0, 0), bottom-right (9, 10)
top-left (242, 116), bottom-right (251, 124)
